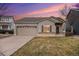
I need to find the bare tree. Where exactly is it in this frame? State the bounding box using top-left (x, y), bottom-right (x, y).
top-left (60, 4), bottom-right (70, 17)
top-left (0, 3), bottom-right (9, 16)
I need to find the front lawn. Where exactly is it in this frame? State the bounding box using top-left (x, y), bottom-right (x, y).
top-left (12, 37), bottom-right (79, 56)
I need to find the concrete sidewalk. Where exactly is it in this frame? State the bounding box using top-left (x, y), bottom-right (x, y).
top-left (37, 33), bottom-right (65, 37)
top-left (0, 35), bottom-right (35, 56)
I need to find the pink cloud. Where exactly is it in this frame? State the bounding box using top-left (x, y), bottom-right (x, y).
top-left (15, 3), bottom-right (75, 20)
top-left (26, 4), bottom-right (64, 15)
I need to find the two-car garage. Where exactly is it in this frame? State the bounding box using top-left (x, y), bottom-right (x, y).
top-left (16, 26), bottom-right (38, 36)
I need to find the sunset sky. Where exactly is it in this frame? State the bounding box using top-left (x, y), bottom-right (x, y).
top-left (0, 3), bottom-right (78, 20)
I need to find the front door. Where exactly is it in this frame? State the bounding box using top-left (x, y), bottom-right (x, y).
top-left (56, 26), bottom-right (59, 34)
top-left (42, 25), bottom-right (51, 33)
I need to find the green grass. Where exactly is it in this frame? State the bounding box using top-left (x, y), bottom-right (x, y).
top-left (12, 37), bottom-right (79, 56)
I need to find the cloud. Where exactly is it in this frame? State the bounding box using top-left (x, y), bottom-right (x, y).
top-left (15, 3), bottom-right (75, 20)
top-left (26, 4), bottom-right (64, 15)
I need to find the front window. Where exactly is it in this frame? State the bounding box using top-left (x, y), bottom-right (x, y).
top-left (42, 25), bottom-right (51, 32)
top-left (2, 25), bottom-right (8, 30)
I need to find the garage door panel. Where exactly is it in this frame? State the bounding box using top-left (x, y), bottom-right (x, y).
top-left (16, 27), bottom-right (38, 36)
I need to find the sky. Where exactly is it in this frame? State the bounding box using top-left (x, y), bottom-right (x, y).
top-left (0, 3), bottom-right (78, 20)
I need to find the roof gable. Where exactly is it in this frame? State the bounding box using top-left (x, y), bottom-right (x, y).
top-left (66, 9), bottom-right (79, 25)
top-left (15, 17), bottom-right (64, 24)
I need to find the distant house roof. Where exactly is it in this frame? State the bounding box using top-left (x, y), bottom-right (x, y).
top-left (15, 16), bottom-right (64, 24)
top-left (66, 9), bottom-right (79, 20)
top-left (0, 16), bottom-right (14, 18)
top-left (66, 9), bottom-right (79, 25)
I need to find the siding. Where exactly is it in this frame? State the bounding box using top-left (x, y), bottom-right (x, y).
top-left (37, 20), bottom-right (56, 33)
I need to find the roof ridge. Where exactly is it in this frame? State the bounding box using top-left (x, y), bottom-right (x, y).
top-left (15, 16), bottom-right (64, 24)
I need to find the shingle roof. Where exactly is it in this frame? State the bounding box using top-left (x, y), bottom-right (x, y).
top-left (66, 9), bottom-right (79, 22)
top-left (15, 16), bottom-right (64, 24)
top-left (66, 9), bottom-right (79, 25)
top-left (0, 16), bottom-right (13, 18)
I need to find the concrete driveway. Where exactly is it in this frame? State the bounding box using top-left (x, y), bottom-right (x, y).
top-left (0, 35), bottom-right (35, 56)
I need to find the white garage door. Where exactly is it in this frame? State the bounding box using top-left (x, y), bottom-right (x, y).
top-left (16, 26), bottom-right (38, 36)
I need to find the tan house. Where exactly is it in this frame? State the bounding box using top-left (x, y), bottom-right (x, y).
top-left (15, 17), bottom-right (65, 36)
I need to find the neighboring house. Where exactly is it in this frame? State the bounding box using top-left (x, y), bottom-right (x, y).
top-left (66, 9), bottom-right (79, 35)
top-left (0, 16), bottom-right (15, 34)
top-left (15, 17), bottom-right (65, 36)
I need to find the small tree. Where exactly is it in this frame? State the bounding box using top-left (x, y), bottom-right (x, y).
top-left (60, 4), bottom-right (70, 17)
top-left (75, 3), bottom-right (79, 7)
top-left (0, 3), bottom-right (9, 16)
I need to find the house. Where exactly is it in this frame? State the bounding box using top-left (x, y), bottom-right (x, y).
top-left (0, 16), bottom-right (15, 34)
top-left (66, 9), bottom-right (79, 35)
top-left (15, 16), bottom-right (65, 36)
